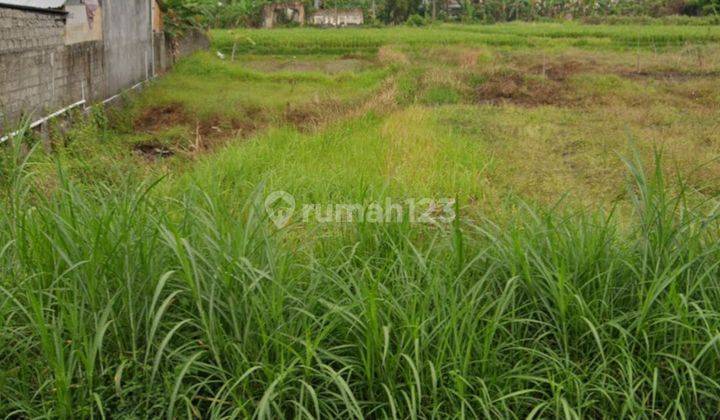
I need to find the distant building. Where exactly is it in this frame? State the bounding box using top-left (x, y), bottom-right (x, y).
top-left (261, 2), bottom-right (364, 28)
top-left (262, 2), bottom-right (305, 28)
top-left (309, 8), bottom-right (364, 27)
top-left (0, 0), bottom-right (207, 134)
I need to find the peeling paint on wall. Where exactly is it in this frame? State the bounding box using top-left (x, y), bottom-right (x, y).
top-left (84, 0), bottom-right (99, 28)
top-left (64, 0), bottom-right (103, 44)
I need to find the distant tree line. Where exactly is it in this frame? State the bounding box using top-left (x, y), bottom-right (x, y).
top-left (162, 0), bottom-right (719, 28)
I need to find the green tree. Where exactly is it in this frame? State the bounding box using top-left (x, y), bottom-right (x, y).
top-left (380, 0), bottom-right (421, 23)
top-left (684, 0), bottom-right (720, 14)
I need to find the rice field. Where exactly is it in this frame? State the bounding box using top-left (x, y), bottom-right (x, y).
top-left (213, 22), bottom-right (720, 55)
top-left (2, 23), bottom-right (720, 418)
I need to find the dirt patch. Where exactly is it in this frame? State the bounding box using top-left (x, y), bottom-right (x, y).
top-left (132, 102), bottom-right (270, 155)
top-left (190, 114), bottom-right (268, 152)
top-left (471, 55), bottom-right (720, 107)
top-left (133, 104), bottom-right (261, 143)
top-left (378, 46), bottom-right (409, 65)
top-left (619, 69), bottom-right (720, 81)
top-left (507, 52), bottom-right (602, 78)
top-left (505, 51), bottom-right (720, 87)
top-left (133, 143), bottom-right (174, 160)
top-left (528, 60), bottom-right (586, 81)
top-left (284, 107), bottom-right (319, 128)
top-left (229, 116), bottom-right (261, 137)
top-left (475, 71), bottom-right (570, 106)
top-left (134, 103), bottom-right (188, 132)
top-left (197, 116), bottom-right (225, 139)
top-left (469, 56), bottom-right (596, 107)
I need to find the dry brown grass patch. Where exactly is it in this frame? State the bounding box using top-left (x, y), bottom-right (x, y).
top-left (475, 71), bottom-right (571, 106)
top-left (378, 46), bottom-right (409, 65)
top-left (134, 103), bottom-right (189, 133)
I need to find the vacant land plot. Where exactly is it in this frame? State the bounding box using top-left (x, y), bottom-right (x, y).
top-left (2, 23), bottom-right (720, 418)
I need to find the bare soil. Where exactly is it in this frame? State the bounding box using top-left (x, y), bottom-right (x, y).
top-left (134, 103), bottom-right (189, 132)
top-left (133, 143), bottom-right (174, 160)
top-left (475, 71), bottom-right (570, 106)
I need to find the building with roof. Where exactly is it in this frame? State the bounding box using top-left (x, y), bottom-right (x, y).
top-left (261, 2), bottom-right (364, 28)
top-left (0, 0), bottom-right (207, 134)
top-left (308, 8), bottom-right (364, 27)
top-left (0, 0), bottom-right (65, 10)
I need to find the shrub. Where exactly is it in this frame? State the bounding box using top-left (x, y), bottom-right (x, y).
top-left (405, 13), bottom-right (427, 26)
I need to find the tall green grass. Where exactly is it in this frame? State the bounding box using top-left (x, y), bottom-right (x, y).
top-left (2, 132), bottom-right (720, 417)
top-left (3, 21), bottom-right (720, 418)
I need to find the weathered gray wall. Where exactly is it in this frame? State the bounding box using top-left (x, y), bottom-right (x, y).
top-left (174, 29), bottom-right (211, 60)
top-left (0, 7), bottom-right (105, 132)
top-left (102, 0), bottom-right (152, 95)
top-left (0, 3), bottom-right (208, 133)
top-left (153, 32), bottom-right (169, 74)
top-left (309, 8), bottom-right (364, 27)
top-left (153, 29), bottom-right (211, 74)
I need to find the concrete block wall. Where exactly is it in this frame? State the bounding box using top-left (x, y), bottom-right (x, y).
top-left (0, 8), bottom-right (68, 131)
top-left (0, 4), bottom-right (209, 134)
top-left (61, 41), bottom-right (107, 105)
top-left (153, 30), bottom-right (210, 75)
top-left (175, 29), bottom-right (211, 59)
top-left (0, 8), bottom-right (65, 53)
top-left (102, 0), bottom-right (152, 96)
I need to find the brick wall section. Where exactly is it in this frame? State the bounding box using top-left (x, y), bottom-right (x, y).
top-left (0, 8), bottom-right (65, 131)
top-left (0, 8), bottom-right (107, 133)
top-left (0, 6), bottom-right (208, 133)
top-left (0, 8), bottom-right (64, 54)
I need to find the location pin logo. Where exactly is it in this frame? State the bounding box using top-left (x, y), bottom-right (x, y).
top-left (264, 191), bottom-right (295, 228)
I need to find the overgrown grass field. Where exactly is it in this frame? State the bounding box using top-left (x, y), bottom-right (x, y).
top-left (2, 23), bottom-right (720, 418)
